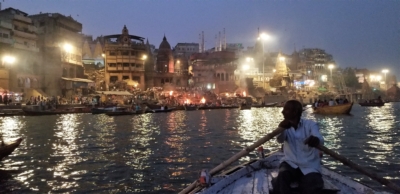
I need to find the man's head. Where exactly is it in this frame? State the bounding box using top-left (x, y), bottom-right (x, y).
top-left (281, 100), bottom-right (303, 120)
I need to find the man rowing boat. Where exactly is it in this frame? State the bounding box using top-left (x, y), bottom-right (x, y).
top-left (273, 100), bottom-right (324, 194)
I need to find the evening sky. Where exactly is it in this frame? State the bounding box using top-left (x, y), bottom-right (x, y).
top-left (3, 0), bottom-right (400, 78)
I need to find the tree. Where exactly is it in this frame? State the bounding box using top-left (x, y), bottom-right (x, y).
top-left (342, 67), bottom-right (361, 89)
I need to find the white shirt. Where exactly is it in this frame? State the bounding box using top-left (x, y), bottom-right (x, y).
top-left (328, 100), bottom-right (335, 106)
top-left (277, 119), bottom-right (324, 175)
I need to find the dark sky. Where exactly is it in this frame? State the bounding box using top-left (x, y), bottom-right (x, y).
top-left (4, 0), bottom-right (400, 77)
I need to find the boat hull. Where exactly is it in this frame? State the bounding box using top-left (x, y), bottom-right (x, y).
top-left (359, 102), bottom-right (385, 107)
top-left (105, 111), bottom-right (141, 116)
top-left (188, 151), bottom-right (379, 194)
top-left (22, 107), bottom-right (91, 115)
top-left (0, 138), bottom-right (23, 161)
top-left (238, 104), bottom-right (251, 110)
top-left (313, 103), bottom-right (353, 114)
top-left (252, 102), bottom-right (278, 108)
top-left (152, 108), bottom-right (175, 113)
top-left (184, 105), bottom-right (199, 111)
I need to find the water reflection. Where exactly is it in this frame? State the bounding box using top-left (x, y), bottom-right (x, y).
top-left (48, 114), bottom-right (81, 191)
top-left (0, 105), bottom-right (399, 193)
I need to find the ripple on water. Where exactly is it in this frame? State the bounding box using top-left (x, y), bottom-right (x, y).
top-left (0, 104), bottom-right (399, 193)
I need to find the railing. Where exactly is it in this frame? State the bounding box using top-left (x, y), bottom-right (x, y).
top-left (13, 30), bottom-right (37, 39)
top-left (14, 14), bottom-right (32, 23)
top-left (0, 37), bottom-right (14, 44)
top-left (13, 42), bottom-right (40, 52)
top-left (0, 21), bottom-right (13, 29)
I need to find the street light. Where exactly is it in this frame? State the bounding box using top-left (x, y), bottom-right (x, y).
top-left (2, 55), bottom-right (16, 66)
top-left (142, 54), bottom-right (147, 69)
top-left (258, 33), bottom-right (270, 89)
top-left (382, 69), bottom-right (389, 88)
top-left (177, 60), bottom-right (180, 74)
top-left (63, 43), bottom-right (73, 63)
top-left (242, 64), bottom-right (249, 71)
top-left (328, 64), bottom-right (334, 81)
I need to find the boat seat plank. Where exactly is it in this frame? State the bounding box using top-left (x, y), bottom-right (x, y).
top-left (229, 168), bottom-right (270, 194)
top-left (266, 169), bottom-right (340, 193)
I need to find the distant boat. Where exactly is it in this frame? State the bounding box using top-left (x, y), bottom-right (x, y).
top-left (359, 102), bottom-right (385, 107)
top-left (184, 105), bottom-right (199, 111)
top-left (0, 138), bottom-right (23, 161)
top-left (238, 104), bottom-right (251, 110)
top-left (313, 102), bottom-right (353, 114)
top-left (23, 106), bottom-right (91, 115)
top-left (105, 110), bottom-right (142, 116)
top-left (91, 107), bottom-right (115, 114)
top-left (252, 102), bottom-right (278, 108)
top-left (152, 107), bottom-right (175, 113)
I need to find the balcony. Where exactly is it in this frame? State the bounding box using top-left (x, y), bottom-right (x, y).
top-left (13, 14), bottom-right (32, 24)
top-left (13, 30), bottom-right (37, 40)
top-left (0, 37), bottom-right (14, 45)
top-left (13, 42), bottom-right (39, 52)
top-left (107, 67), bottom-right (117, 71)
top-left (0, 21), bottom-right (13, 30)
top-left (28, 25), bottom-right (37, 33)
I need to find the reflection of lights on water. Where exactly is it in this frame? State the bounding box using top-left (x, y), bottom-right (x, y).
top-left (49, 114), bottom-right (80, 190)
top-left (364, 105), bottom-right (395, 162)
top-left (0, 117), bottom-right (23, 138)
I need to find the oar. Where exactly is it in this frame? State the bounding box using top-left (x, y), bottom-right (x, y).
top-left (179, 127), bottom-right (286, 194)
top-left (317, 145), bottom-right (400, 193)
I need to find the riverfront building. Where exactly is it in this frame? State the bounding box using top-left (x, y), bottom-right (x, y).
top-left (189, 51), bottom-right (237, 93)
top-left (102, 25), bottom-right (147, 91)
top-left (0, 8), bottom-right (41, 101)
top-left (30, 12), bottom-right (91, 98)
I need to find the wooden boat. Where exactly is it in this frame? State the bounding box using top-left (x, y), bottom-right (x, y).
top-left (105, 110), bottom-right (141, 116)
top-left (23, 106), bottom-right (91, 115)
top-left (238, 104), bottom-right (251, 110)
top-left (313, 102), bottom-right (353, 114)
top-left (359, 102), bottom-right (385, 107)
top-left (183, 151), bottom-right (381, 194)
top-left (0, 138), bottom-right (23, 161)
top-left (0, 109), bottom-right (24, 116)
top-left (252, 102), bottom-right (277, 108)
top-left (144, 103), bottom-right (162, 110)
top-left (91, 107), bottom-right (115, 114)
top-left (184, 105), bottom-right (199, 111)
top-left (198, 105), bottom-right (239, 110)
top-left (175, 105), bottom-right (186, 110)
top-left (152, 107), bottom-right (175, 113)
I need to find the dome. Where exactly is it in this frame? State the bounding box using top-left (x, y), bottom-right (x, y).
top-left (159, 35), bottom-right (171, 50)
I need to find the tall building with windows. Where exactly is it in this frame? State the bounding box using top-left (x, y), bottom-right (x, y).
top-left (30, 12), bottom-right (90, 98)
top-left (102, 25), bottom-right (147, 91)
top-left (189, 51), bottom-right (237, 93)
top-left (173, 42), bottom-right (198, 75)
top-left (297, 48), bottom-right (335, 81)
top-left (0, 7), bottom-right (42, 101)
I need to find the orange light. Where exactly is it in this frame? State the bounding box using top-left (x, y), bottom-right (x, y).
top-left (201, 97), bottom-right (206, 104)
top-left (243, 91), bottom-right (246, 97)
top-left (169, 91), bottom-right (173, 96)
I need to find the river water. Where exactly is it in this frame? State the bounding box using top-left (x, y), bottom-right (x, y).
top-left (0, 103), bottom-right (399, 193)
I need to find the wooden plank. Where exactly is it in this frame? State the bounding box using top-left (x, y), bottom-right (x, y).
top-left (230, 171), bottom-right (255, 194)
top-left (266, 169), bottom-right (279, 191)
top-left (252, 168), bottom-right (270, 193)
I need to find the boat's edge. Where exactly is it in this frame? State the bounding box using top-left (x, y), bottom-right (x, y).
top-left (188, 151), bottom-right (384, 194)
